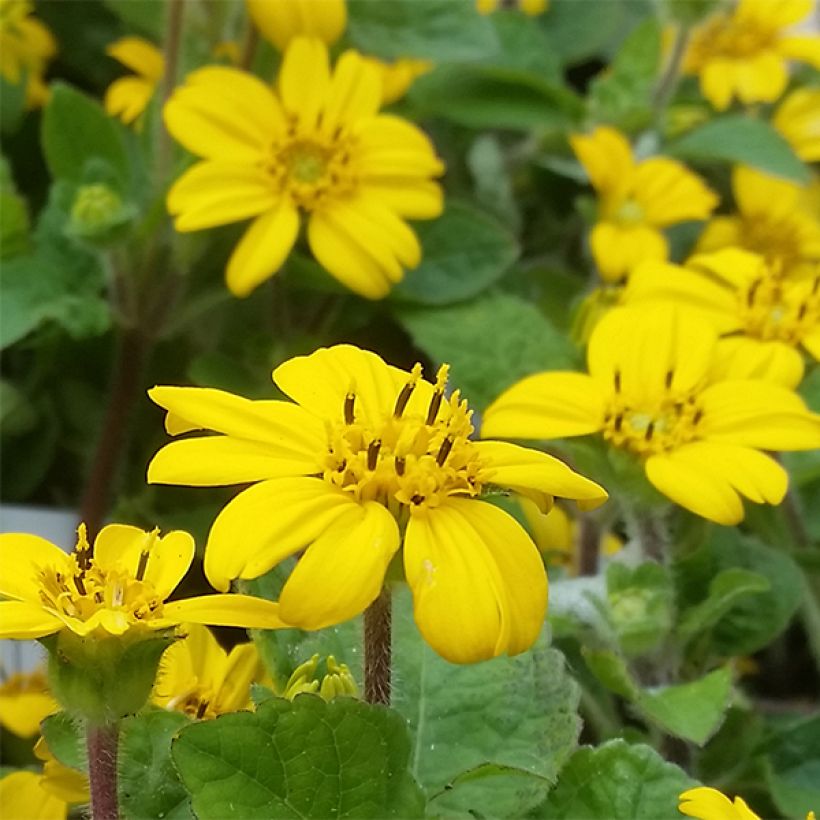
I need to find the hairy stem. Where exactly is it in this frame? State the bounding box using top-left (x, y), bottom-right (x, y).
top-left (652, 24), bottom-right (689, 130)
top-left (577, 515), bottom-right (601, 576)
top-left (87, 722), bottom-right (120, 820)
top-left (625, 504), bottom-right (669, 564)
top-left (364, 586), bottom-right (392, 706)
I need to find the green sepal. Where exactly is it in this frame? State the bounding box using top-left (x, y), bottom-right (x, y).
top-left (41, 629), bottom-right (176, 724)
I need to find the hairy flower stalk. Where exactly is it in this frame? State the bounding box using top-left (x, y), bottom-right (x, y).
top-left (86, 723), bottom-right (119, 820)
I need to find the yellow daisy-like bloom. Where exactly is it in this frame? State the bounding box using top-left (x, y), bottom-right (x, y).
top-left (0, 523), bottom-right (284, 640)
top-left (147, 344), bottom-right (607, 663)
top-left (626, 249), bottom-right (820, 388)
top-left (483, 305), bottom-right (820, 526)
top-left (103, 36), bottom-right (164, 126)
top-left (0, 0), bottom-right (56, 109)
top-left (164, 38), bottom-right (444, 299)
top-left (696, 166), bottom-right (820, 278)
top-left (773, 87), bottom-right (820, 163)
top-left (476, 0), bottom-right (548, 15)
top-left (153, 623), bottom-right (264, 720)
top-left (570, 126), bottom-right (718, 283)
top-left (678, 786), bottom-right (817, 820)
top-left (245, 0), bottom-right (346, 50)
top-left (0, 667), bottom-right (57, 737)
top-left (682, 0), bottom-right (820, 111)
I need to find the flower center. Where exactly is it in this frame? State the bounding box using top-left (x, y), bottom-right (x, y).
top-left (37, 525), bottom-right (164, 629)
top-left (267, 129), bottom-right (356, 211)
top-left (738, 215), bottom-right (804, 271)
top-left (602, 369), bottom-right (703, 456)
top-left (740, 275), bottom-right (820, 344)
top-left (614, 198), bottom-right (645, 226)
top-left (164, 686), bottom-right (219, 720)
top-left (687, 13), bottom-right (776, 64)
top-left (323, 364), bottom-right (490, 512)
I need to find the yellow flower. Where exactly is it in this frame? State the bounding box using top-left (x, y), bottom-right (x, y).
top-left (678, 786), bottom-right (817, 820)
top-left (164, 38), bottom-right (444, 299)
top-left (0, 523), bottom-right (284, 640)
top-left (483, 304), bottom-right (820, 525)
top-left (520, 499), bottom-right (622, 572)
top-left (0, 667), bottom-right (57, 737)
top-left (773, 87), bottom-right (820, 163)
top-left (245, 0), bottom-right (346, 50)
top-left (682, 0), bottom-right (820, 111)
top-left (365, 56), bottom-right (433, 105)
top-left (153, 623), bottom-right (265, 719)
top-left (0, 771), bottom-right (68, 820)
top-left (281, 654), bottom-right (358, 700)
top-left (147, 344), bottom-right (607, 663)
top-left (696, 166), bottom-right (820, 278)
top-left (626, 249), bottom-right (820, 388)
top-left (477, 0), bottom-right (548, 15)
top-left (0, 0), bottom-right (56, 109)
top-left (104, 36), bottom-right (164, 126)
top-left (570, 126), bottom-right (718, 283)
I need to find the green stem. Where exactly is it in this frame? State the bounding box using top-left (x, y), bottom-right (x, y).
top-left (652, 24), bottom-right (689, 131)
top-left (87, 722), bottom-right (120, 820)
top-left (624, 504), bottom-right (669, 564)
top-left (363, 586), bottom-right (392, 706)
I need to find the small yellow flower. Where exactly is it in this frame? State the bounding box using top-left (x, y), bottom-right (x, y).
top-left (483, 304), bottom-right (820, 525)
top-left (0, 667), bottom-right (58, 737)
top-left (165, 37), bottom-right (444, 299)
top-left (281, 654), bottom-right (358, 701)
top-left (0, 523), bottom-right (284, 640)
top-left (678, 786), bottom-right (816, 820)
top-left (696, 165), bottom-right (820, 278)
top-left (626, 249), bottom-right (820, 388)
top-left (774, 87), bottom-right (820, 163)
top-left (476, 0), bottom-right (548, 15)
top-left (0, 0), bottom-right (56, 109)
top-left (570, 125), bottom-right (718, 282)
top-left (147, 344), bottom-right (607, 663)
top-left (682, 0), bottom-right (820, 111)
top-left (104, 36), bottom-right (164, 126)
top-left (153, 623), bottom-right (265, 719)
top-left (365, 56), bottom-right (433, 105)
top-left (245, 0), bottom-right (346, 50)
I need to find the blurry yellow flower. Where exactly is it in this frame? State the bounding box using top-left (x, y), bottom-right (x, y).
top-left (34, 737), bottom-right (89, 805)
top-left (483, 304), bottom-right (820, 525)
top-left (0, 667), bottom-right (57, 737)
top-left (626, 249), bottom-right (820, 388)
top-left (477, 0), bottom-right (548, 15)
top-left (165, 38), bottom-right (444, 299)
top-left (104, 36), bottom-right (164, 125)
top-left (153, 623), bottom-right (264, 719)
top-left (570, 126), bottom-right (718, 282)
top-left (365, 56), bottom-right (433, 105)
top-left (696, 166), bottom-right (820, 277)
top-left (246, 0), bottom-right (346, 50)
top-left (212, 40), bottom-right (241, 65)
top-left (0, 770), bottom-right (68, 820)
top-left (520, 499), bottom-right (622, 572)
top-left (773, 87), bottom-right (820, 163)
top-left (0, 523), bottom-right (284, 640)
top-left (281, 654), bottom-right (358, 700)
top-left (677, 786), bottom-right (816, 820)
top-left (682, 0), bottom-right (820, 110)
top-left (147, 344), bottom-right (607, 663)
top-left (0, 0), bottom-right (56, 109)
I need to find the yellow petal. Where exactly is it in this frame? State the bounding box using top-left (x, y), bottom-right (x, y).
top-left (777, 35), bottom-right (820, 70)
top-left (358, 179), bottom-right (443, 219)
top-left (307, 209), bottom-right (396, 298)
top-left (711, 337), bottom-right (805, 388)
top-left (474, 440), bottom-right (608, 506)
top-left (164, 594), bottom-right (288, 629)
top-left (0, 771), bottom-right (67, 820)
top-left (699, 380), bottom-right (820, 449)
top-left (678, 786), bottom-right (756, 820)
top-left (164, 67), bottom-right (282, 161)
top-left (687, 247), bottom-right (765, 290)
top-left (404, 499), bottom-right (546, 663)
top-left (590, 222), bottom-right (668, 282)
top-left (700, 58), bottom-right (735, 111)
top-left (0, 689), bottom-right (56, 738)
top-left (0, 601), bottom-right (62, 639)
top-left (633, 157), bottom-right (718, 226)
top-left (214, 642), bottom-right (263, 712)
top-left (226, 201), bottom-right (300, 297)
top-left (106, 36), bottom-right (164, 80)
top-left (204, 477), bottom-right (355, 590)
top-left (0, 533), bottom-right (68, 603)
top-left (320, 49), bottom-right (382, 135)
top-left (569, 126), bottom-right (635, 196)
top-left (279, 502), bottom-right (400, 628)
top-left (355, 115), bottom-right (445, 178)
top-left (167, 161), bottom-right (279, 231)
top-left (104, 76), bottom-right (154, 125)
top-left (278, 37), bottom-right (330, 128)
top-left (736, 51), bottom-right (787, 104)
top-left (482, 372), bottom-right (605, 439)
top-left (246, 0), bottom-right (346, 50)
top-left (733, 166), bottom-right (801, 221)
top-left (148, 435), bottom-right (320, 486)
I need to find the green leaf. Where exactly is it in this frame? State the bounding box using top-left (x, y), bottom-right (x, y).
top-left (392, 201), bottom-right (519, 305)
top-left (0, 156), bottom-right (30, 258)
top-left (666, 115), bottom-right (809, 183)
top-left (581, 649), bottom-right (640, 700)
top-left (0, 73), bottom-right (28, 133)
top-left (540, 0), bottom-right (630, 64)
top-left (678, 569), bottom-right (770, 641)
top-left (40, 713), bottom-right (85, 772)
top-left (637, 667), bottom-right (733, 746)
top-left (531, 740), bottom-right (697, 819)
top-left (487, 12), bottom-right (562, 80)
top-left (103, 0), bottom-right (165, 38)
top-left (408, 64), bottom-right (582, 130)
top-left (172, 695), bottom-right (425, 819)
top-left (41, 83), bottom-right (131, 185)
top-left (397, 290), bottom-right (579, 411)
top-left (764, 714), bottom-right (820, 819)
top-left (392, 588), bottom-right (580, 816)
top-left (346, 0), bottom-right (498, 61)
top-left (673, 530), bottom-right (803, 657)
top-left (119, 710), bottom-right (193, 820)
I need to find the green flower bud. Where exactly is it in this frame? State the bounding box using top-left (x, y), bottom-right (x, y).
top-left (67, 183), bottom-right (134, 245)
